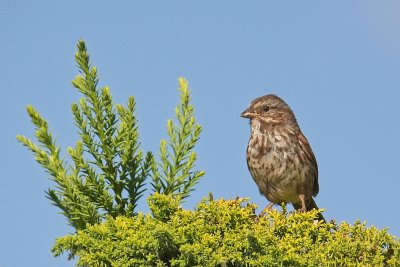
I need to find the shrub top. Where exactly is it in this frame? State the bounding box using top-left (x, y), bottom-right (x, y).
top-left (53, 194), bottom-right (400, 267)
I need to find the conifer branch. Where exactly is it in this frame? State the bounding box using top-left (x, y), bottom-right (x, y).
top-left (151, 77), bottom-right (205, 200)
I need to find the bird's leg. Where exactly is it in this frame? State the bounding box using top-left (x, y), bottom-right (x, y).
top-left (259, 202), bottom-right (275, 217)
top-left (298, 195), bottom-right (307, 212)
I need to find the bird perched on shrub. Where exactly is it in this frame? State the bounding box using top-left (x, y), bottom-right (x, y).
top-left (241, 94), bottom-right (324, 221)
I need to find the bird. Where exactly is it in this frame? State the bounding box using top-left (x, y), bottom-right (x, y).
top-left (241, 94), bottom-right (324, 221)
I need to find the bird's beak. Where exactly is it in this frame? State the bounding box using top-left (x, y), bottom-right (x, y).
top-left (241, 108), bottom-right (257, 119)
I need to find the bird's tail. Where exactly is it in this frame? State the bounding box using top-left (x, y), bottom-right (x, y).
top-left (293, 198), bottom-right (325, 222)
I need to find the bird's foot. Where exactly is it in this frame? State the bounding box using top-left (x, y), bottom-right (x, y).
top-left (298, 194), bottom-right (307, 212)
top-left (259, 202), bottom-right (275, 217)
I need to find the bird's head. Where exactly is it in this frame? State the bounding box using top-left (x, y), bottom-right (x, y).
top-left (241, 94), bottom-right (297, 127)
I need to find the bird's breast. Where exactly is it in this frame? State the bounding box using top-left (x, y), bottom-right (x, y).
top-left (246, 127), bottom-right (309, 203)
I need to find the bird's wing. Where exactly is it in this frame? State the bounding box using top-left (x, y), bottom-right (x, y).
top-left (298, 131), bottom-right (319, 196)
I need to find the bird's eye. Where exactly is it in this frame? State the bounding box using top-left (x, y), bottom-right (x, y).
top-left (263, 106), bottom-right (270, 112)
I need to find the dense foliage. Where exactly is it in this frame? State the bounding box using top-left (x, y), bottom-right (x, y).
top-left (53, 194), bottom-right (400, 267)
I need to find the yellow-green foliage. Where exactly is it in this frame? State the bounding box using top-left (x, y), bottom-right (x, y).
top-left (53, 194), bottom-right (400, 267)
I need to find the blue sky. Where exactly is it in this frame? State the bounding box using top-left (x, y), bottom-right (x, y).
top-left (1, 1), bottom-right (400, 266)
